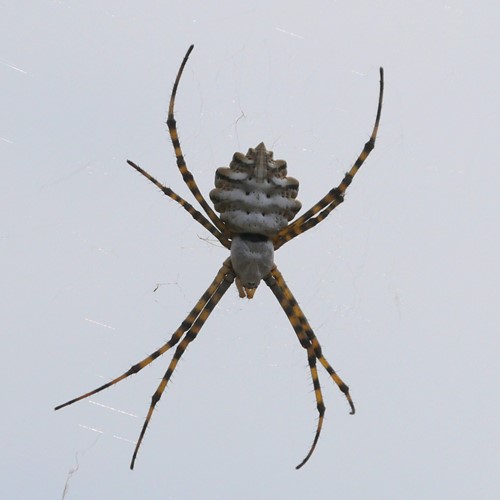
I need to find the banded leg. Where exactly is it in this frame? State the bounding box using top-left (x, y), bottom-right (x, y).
top-left (274, 67), bottom-right (384, 250)
top-left (131, 263), bottom-right (235, 469)
top-left (127, 159), bottom-right (230, 248)
top-left (55, 260), bottom-right (233, 412)
top-left (264, 266), bottom-right (354, 468)
top-left (167, 45), bottom-right (227, 235)
top-left (264, 271), bottom-right (325, 469)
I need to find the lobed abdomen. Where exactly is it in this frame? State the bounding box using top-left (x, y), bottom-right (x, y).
top-left (209, 143), bottom-right (301, 236)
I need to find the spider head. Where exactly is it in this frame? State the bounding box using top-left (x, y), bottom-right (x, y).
top-left (230, 234), bottom-right (274, 299)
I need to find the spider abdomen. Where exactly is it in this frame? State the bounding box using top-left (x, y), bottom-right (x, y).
top-left (210, 143), bottom-right (301, 236)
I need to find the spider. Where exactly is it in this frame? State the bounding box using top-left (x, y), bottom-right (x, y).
top-left (55, 45), bottom-right (384, 470)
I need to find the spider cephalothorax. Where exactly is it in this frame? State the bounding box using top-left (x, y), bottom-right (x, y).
top-left (56, 45), bottom-right (384, 470)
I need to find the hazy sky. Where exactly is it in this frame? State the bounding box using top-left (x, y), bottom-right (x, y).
top-left (2, 1), bottom-right (498, 499)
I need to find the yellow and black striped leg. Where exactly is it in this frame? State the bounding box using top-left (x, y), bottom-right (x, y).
top-left (127, 159), bottom-right (230, 248)
top-left (274, 67), bottom-right (384, 250)
top-left (264, 266), bottom-right (354, 468)
top-left (271, 267), bottom-right (355, 414)
top-left (55, 261), bottom-right (233, 413)
top-left (264, 270), bottom-right (326, 469)
top-left (130, 263), bottom-right (235, 469)
top-left (281, 194), bottom-right (343, 240)
top-left (166, 45), bottom-right (226, 234)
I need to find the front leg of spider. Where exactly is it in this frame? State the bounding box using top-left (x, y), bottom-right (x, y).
top-left (55, 44), bottom-right (384, 470)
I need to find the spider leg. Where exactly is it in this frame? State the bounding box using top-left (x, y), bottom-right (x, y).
top-left (130, 261), bottom-right (235, 469)
top-left (277, 193), bottom-right (342, 241)
top-left (270, 266), bottom-right (355, 413)
top-left (54, 260), bottom-right (233, 412)
top-left (274, 67), bottom-right (384, 250)
top-left (264, 266), bottom-right (354, 469)
top-left (264, 271), bottom-right (325, 469)
top-left (167, 45), bottom-right (227, 235)
top-left (127, 160), bottom-right (230, 248)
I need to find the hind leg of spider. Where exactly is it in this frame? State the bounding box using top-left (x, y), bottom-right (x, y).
top-left (166, 45), bottom-right (226, 234)
top-left (130, 265), bottom-right (235, 469)
top-left (264, 271), bottom-right (326, 469)
top-left (274, 67), bottom-right (384, 250)
top-left (54, 260), bottom-right (233, 412)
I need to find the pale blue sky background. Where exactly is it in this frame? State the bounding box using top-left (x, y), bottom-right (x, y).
top-left (2, 1), bottom-right (498, 499)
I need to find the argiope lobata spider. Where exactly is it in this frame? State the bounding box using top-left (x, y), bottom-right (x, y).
top-left (55, 45), bottom-right (384, 470)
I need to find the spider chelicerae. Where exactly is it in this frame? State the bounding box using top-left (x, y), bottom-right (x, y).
top-left (55, 45), bottom-right (384, 470)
